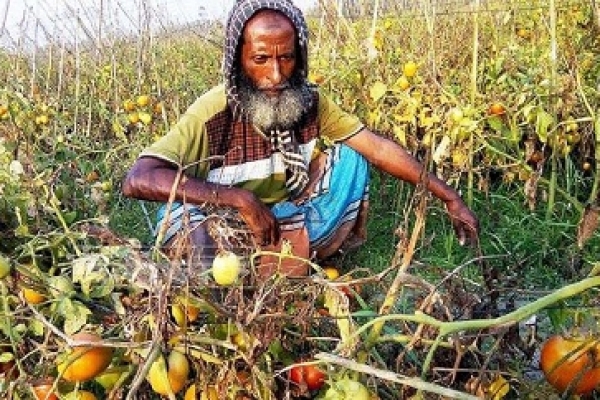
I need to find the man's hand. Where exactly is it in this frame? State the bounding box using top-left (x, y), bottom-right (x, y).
top-left (237, 192), bottom-right (281, 246)
top-left (444, 197), bottom-right (480, 246)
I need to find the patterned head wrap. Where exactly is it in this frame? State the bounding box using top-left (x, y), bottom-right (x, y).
top-left (223, 0), bottom-right (311, 118)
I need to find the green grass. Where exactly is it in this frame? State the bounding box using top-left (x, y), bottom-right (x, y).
top-left (341, 169), bottom-right (600, 293)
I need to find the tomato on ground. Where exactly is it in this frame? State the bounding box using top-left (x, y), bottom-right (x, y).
top-left (289, 362), bottom-right (326, 391)
top-left (540, 335), bottom-right (600, 395)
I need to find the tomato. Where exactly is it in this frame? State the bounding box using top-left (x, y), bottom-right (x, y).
top-left (289, 362), bottom-right (326, 391)
top-left (488, 102), bottom-right (506, 116)
top-left (403, 61), bottom-right (418, 78)
top-left (146, 350), bottom-right (190, 395)
top-left (57, 332), bottom-right (114, 383)
top-left (31, 380), bottom-right (59, 400)
top-left (63, 390), bottom-right (98, 400)
top-left (212, 251), bottom-right (241, 286)
top-left (321, 378), bottom-right (370, 400)
top-left (540, 335), bottom-right (600, 395)
top-left (323, 267), bottom-right (340, 280)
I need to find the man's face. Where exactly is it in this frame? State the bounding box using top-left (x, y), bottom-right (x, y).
top-left (238, 10), bottom-right (306, 132)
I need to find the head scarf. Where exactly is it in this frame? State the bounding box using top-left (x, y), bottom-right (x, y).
top-left (223, 0), bottom-right (315, 199)
top-left (223, 0), bottom-right (311, 118)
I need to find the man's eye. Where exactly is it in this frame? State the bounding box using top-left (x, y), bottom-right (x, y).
top-left (253, 56), bottom-right (267, 63)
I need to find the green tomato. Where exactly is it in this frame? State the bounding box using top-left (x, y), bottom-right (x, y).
top-left (319, 378), bottom-right (370, 400)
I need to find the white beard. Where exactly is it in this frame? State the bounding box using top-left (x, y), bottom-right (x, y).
top-left (238, 75), bottom-right (306, 132)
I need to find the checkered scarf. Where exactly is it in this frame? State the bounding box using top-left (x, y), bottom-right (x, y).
top-left (223, 0), bottom-right (313, 198)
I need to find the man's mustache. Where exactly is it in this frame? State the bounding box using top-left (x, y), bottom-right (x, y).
top-left (256, 81), bottom-right (292, 92)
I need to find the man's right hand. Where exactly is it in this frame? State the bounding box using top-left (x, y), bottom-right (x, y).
top-left (123, 156), bottom-right (282, 246)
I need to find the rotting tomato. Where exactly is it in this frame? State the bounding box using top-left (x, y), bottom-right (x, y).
top-left (540, 335), bottom-right (600, 395)
top-left (289, 361), bottom-right (326, 391)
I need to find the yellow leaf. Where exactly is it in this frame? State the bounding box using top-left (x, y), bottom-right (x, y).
top-left (393, 125), bottom-right (406, 146)
top-left (488, 374), bottom-right (510, 400)
top-left (369, 81), bottom-right (387, 102)
top-left (324, 287), bottom-right (357, 355)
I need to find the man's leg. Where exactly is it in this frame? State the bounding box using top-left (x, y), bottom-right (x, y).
top-left (272, 144), bottom-right (370, 262)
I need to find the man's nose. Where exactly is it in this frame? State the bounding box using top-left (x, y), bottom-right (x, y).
top-left (267, 61), bottom-right (282, 86)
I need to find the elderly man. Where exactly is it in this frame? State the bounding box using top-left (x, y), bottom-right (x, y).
top-left (122, 0), bottom-right (479, 276)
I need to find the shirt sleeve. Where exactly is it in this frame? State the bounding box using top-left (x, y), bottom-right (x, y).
top-left (139, 86), bottom-right (227, 178)
top-left (139, 111), bottom-right (210, 178)
top-left (317, 90), bottom-right (364, 142)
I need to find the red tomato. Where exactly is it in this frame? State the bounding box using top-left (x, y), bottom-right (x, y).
top-left (289, 362), bottom-right (326, 391)
top-left (540, 335), bottom-right (600, 395)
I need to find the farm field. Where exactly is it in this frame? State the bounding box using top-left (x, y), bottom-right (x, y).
top-left (1, 0), bottom-right (600, 399)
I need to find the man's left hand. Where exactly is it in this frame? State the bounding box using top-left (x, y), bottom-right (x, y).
top-left (445, 198), bottom-right (480, 246)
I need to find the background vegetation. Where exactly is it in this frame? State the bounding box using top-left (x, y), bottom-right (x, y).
top-left (1, 0), bottom-right (600, 399)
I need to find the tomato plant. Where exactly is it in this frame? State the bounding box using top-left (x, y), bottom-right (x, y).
top-left (540, 335), bottom-right (600, 395)
top-left (289, 362), bottom-right (326, 391)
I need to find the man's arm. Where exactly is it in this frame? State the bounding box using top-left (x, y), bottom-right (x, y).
top-left (344, 129), bottom-right (480, 245)
top-left (122, 157), bottom-right (281, 245)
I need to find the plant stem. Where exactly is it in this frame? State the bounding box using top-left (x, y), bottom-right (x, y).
top-left (546, 0), bottom-right (558, 219)
top-left (467, 0), bottom-right (481, 208)
top-left (342, 275), bottom-right (600, 376)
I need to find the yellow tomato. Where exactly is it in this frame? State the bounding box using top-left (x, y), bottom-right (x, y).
top-left (147, 350), bottom-right (190, 395)
top-left (57, 332), bottom-right (114, 383)
top-left (395, 76), bottom-right (410, 90)
top-left (35, 115), bottom-right (49, 125)
top-left (63, 390), bottom-right (98, 400)
top-left (323, 267), bottom-right (340, 280)
top-left (185, 383), bottom-right (218, 400)
top-left (403, 61), bottom-right (418, 78)
top-left (122, 99), bottom-right (136, 112)
top-left (211, 251), bottom-right (241, 286)
top-left (22, 287), bottom-right (47, 305)
top-left (138, 111), bottom-right (152, 125)
top-left (136, 95), bottom-right (150, 107)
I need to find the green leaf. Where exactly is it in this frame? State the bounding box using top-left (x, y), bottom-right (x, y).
top-left (63, 211), bottom-right (77, 225)
top-left (487, 116), bottom-right (504, 132)
top-left (62, 299), bottom-right (92, 335)
top-left (535, 109), bottom-right (555, 143)
top-left (546, 302), bottom-right (569, 330)
top-left (28, 319), bottom-right (45, 336)
top-left (72, 254), bottom-right (114, 298)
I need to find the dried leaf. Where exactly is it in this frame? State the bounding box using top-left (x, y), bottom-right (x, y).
top-left (523, 172), bottom-right (539, 211)
top-left (577, 203), bottom-right (600, 249)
